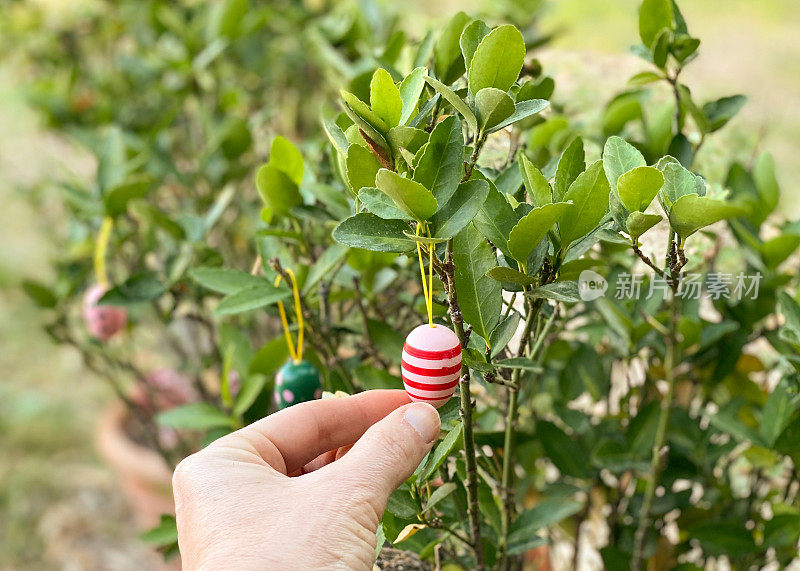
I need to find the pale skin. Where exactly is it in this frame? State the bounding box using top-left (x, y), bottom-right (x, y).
top-left (172, 390), bottom-right (441, 570)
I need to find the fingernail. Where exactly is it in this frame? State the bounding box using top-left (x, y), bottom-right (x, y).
top-left (404, 403), bottom-right (440, 443)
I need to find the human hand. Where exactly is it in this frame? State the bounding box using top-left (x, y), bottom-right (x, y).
top-left (172, 390), bottom-right (441, 570)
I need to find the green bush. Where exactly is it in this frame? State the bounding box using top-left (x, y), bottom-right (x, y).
top-left (15, 0), bottom-right (800, 568)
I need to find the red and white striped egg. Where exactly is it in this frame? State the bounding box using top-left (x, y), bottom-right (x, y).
top-left (402, 324), bottom-right (461, 408)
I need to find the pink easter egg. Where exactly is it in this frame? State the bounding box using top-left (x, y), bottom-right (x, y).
top-left (83, 284), bottom-right (128, 341)
top-left (402, 324), bottom-right (461, 408)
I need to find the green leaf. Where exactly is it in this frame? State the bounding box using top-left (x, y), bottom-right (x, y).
top-left (509, 498), bottom-right (583, 543)
top-left (538, 420), bottom-right (590, 478)
top-left (489, 313), bottom-right (521, 357)
top-left (431, 180), bottom-right (489, 240)
top-left (104, 177), bottom-right (151, 217)
top-left (453, 224), bottom-right (502, 343)
top-left (508, 202), bottom-right (573, 263)
top-left (467, 25), bottom-right (525, 94)
top-left (527, 281), bottom-right (580, 303)
top-left (340, 90), bottom-right (390, 150)
top-left (425, 482), bottom-right (457, 512)
top-left (232, 374), bottom-right (268, 417)
top-left (628, 71), bottom-right (664, 86)
top-left (760, 378), bottom-right (795, 446)
top-left (413, 115), bottom-right (464, 205)
top-left (269, 136), bottom-right (304, 186)
top-left (639, 0), bottom-right (674, 48)
top-left (667, 194), bottom-right (744, 241)
top-left (520, 154), bottom-right (552, 207)
top-left (99, 275), bottom-right (165, 307)
top-left (474, 88), bottom-right (515, 132)
top-left (779, 292), bottom-right (800, 347)
top-left (322, 115), bottom-right (350, 154)
top-left (688, 523), bottom-right (756, 558)
top-left (708, 406), bottom-right (767, 446)
top-left (214, 285), bottom-right (292, 316)
top-left (387, 489), bottom-right (419, 518)
top-left (473, 184), bottom-right (516, 259)
top-left (140, 515), bottom-right (178, 547)
top-left (560, 160), bottom-right (610, 246)
top-left (346, 144), bottom-right (381, 196)
top-left (376, 169), bottom-right (438, 222)
top-left (358, 188), bottom-right (407, 220)
top-left (424, 75), bottom-right (478, 132)
top-left (189, 267), bottom-right (265, 295)
top-left (761, 235), bottom-right (800, 268)
top-left (21, 280), bottom-right (57, 308)
top-left (256, 164), bottom-right (302, 217)
top-left (434, 12), bottom-right (471, 85)
top-left (753, 152), bottom-right (780, 216)
top-left (370, 68), bottom-right (403, 128)
top-left (486, 99), bottom-right (549, 135)
top-left (332, 213), bottom-right (416, 253)
top-left (602, 136), bottom-right (646, 192)
top-left (554, 136), bottom-right (585, 201)
top-left (459, 19), bottom-right (491, 73)
top-left (486, 266), bottom-right (536, 286)
top-left (420, 423), bottom-right (463, 481)
top-left (249, 337), bottom-right (291, 377)
top-left (658, 160), bottom-right (697, 209)
top-left (764, 514), bottom-right (800, 549)
top-left (304, 244), bottom-right (349, 294)
top-left (625, 211), bottom-right (662, 241)
top-left (703, 95), bottom-right (746, 132)
top-left (157, 403), bottom-right (236, 430)
top-left (398, 67), bottom-right (427, 125)
top-left (617, 166), bottom-right (664, 212)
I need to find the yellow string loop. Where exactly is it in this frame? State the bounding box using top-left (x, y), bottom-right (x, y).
top-left (415, 223), bottom-right (435, 328)
top-left (93, 216), bottom-right (114, 288)
top-left (274, 268), bottom-right (304, 363)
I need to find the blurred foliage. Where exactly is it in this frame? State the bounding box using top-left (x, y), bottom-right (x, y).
top-left (6, 0), bottom-right (800, 568)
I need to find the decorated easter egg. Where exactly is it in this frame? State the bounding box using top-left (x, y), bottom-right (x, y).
top-left (83, 284), bottom-right (128, 341)
top-left (402, 324), bottom-right (461, 408)
top-left (274, 360), bottom-right (321, 409)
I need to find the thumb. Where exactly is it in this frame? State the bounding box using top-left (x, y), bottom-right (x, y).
top-left (330, 402), bottom-right (440, 513)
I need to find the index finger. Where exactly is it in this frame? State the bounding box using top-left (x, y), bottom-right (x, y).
top-left (213, 389), bottom-right (411, 474)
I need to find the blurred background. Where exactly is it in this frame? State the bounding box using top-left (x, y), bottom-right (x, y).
top-left (0, 0), bottom-right (797, 568)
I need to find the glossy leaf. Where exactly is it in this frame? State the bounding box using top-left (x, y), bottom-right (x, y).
top-left (413, 115), bottom-right (464, 204)
top-left (358, 188), bottom-right (407, 220)
top-left (332, 213), bottom-right (415, 253)
top-left (474, 88), bottom-right (515, 132)
top-left (345, 144), bottom-right (381, 196)
top-left (473, 184), bottom-right (517, 258)
top-left (453, 224), bottom-right (502, 343)
top-left (486, 99), bottom-right (549, 134)
top-left (215, 285), bottom-right (292, 316)
top-left (376, 169), bottom-right (438, 222)
top-left (255, 164), bottom-right (302, 217)
top-left (560, 160), bottom-right (610, 246)
top-left (617, 166), bottom-right (664, 212)
top-left (370, 68), bottom-right (403, 128)
top-left (467, 25), bottom-right (525, 94)
top-left (667, 194), bottom-right (744, 241)
top-left (520, 153), bottom-right (552, 207)
top-left (602, 136), bottom-right (646, 192)
top-left (423, 75), bottom-right (478, 132)
top-left (553, 136), bottom-right (585, 201)
top-left (508, 202), bottom-right (573, 263)
top-left (434, 12), bottom-right (471, 85)
top-left (431, 179), bottom-right (489, 240)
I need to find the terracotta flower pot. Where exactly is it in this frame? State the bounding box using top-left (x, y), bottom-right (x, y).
top-left (95, 401), bottom-right (175, 529)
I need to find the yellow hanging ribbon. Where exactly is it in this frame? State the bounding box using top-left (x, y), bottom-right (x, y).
top-left (93, 216), bottom-right (114, 288)
top-left (415, 223), bottom-right (435, 328)
top-left (274, 268), bottom-right (304, 363)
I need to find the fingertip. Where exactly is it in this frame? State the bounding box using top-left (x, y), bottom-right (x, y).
top-left (402, 402), bottom-right (440, 444)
